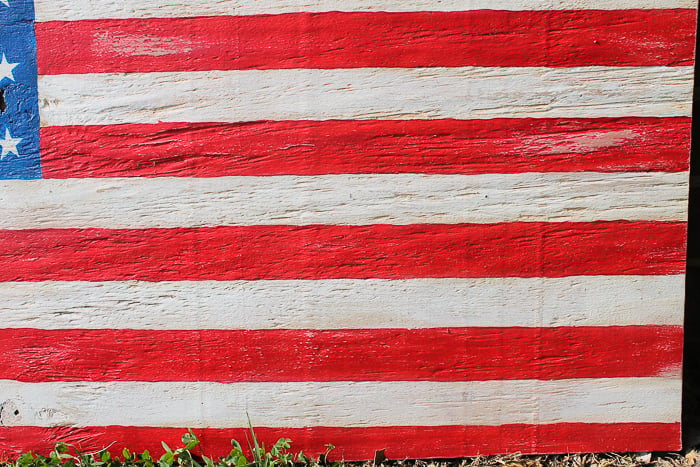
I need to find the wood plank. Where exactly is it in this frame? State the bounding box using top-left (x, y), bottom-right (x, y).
top-left (39, 118), bottom-right (692, 178)
top-left (35, 10), bottom-right (696, 74)
top-left (0, 222), bottom-right (686, 281)
top-left (37, 67), bottom-right (694, 126)
top-left (0, 378), bottom-right (680, 427)
top-left (0, 172), bottom-right (689, 229)
top-left (34, 0), bottom-right (699, 21)
top-left (0, 424), bottom-right (681, 459)
top-left (0, 327), bottom-right (682, 382)
top-left (0, 277), bottom-right (683, 329)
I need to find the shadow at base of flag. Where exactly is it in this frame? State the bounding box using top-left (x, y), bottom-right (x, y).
top-left (682, 8), bottom-right (700, 449)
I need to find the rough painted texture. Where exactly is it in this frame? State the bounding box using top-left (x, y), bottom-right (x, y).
top-left (0, 378), bottom-right (681, 427)
top-left (1, 0), bottom-right (693, 458)
top-left (0, 222), bottom-right (686, 281)
top-left (0, 1), bottom-right (41, 180)
top-left (35, 10), bottom-right (696, 73)
top-left (0, 172), bottom-right (689, 229)
top-left (39, 118), bottom-right (692, 178)
top-left (33, 0), bottom-right (699, 20)
top-left (0, 277), bottom-right (685, 329)
top-left (0, 424), bottom-right (683, 460)
top-left (37, 67), bottom-right (694, 125)
top-left (0, 327), bottom-right (682, 382)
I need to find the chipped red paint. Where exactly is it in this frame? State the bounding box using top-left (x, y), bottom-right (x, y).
top-left (0, 326), bottom-right (683, 382)
top-left (0, 221), bottom-right (686, 281)
top-left (0, 424), bottom-right (682, 459)
top-left (36, 9), bottom-right (696, 74)
top-left (3, 0), bottom-right (692, 457)
top-left (39, 118), bottom-right (691, 178)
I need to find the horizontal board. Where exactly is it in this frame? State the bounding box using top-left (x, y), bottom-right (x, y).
top-left (33, 0), bottom-right (699, 21)
top-left (0, 378), bottom-right (680, 428)
top-left (0, 276), bottom-right (684, 329)
top-left (1, 173), bottom-right (689, 229)
top-left (0, 424), bottom-right (682, 459)
top-left (37, 67), bottom-right (694, 126)
top-left (39, 118), bottom-right (692, 178)
top-left (0, 327), bottom-right (682, 382)
top-left (35, 10), bottom-right (696, 74)
top-left (0, 222), bottom-right (686, 281)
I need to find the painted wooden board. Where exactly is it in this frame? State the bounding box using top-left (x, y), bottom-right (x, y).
top-left (0, 172), bottom-right (690, 228)
top-left (38, 67), bottom-right (694, 125)
top-left (0, 379), bottom-right (682, 426)
top-left (33, 0), bottom-right (699, 19)
top-left (0, 277), bottom-right (686, 328)
top-left (38, 118), bottom-right (693, 177)
top-left (0, 0), bottom-right (694, 460)
top-left (36, 10), bottom-right (696, 71)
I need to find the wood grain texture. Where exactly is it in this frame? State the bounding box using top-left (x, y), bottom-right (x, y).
top-left (0, 172), bottom-right (689, 229)
top-left (0, 327), bottom-right (682, 382)
top-left (33, 0), bottom-right (699, 21)
top-left (0, 222), bottom-right (686, 281)
top-left (0, 277), bottom-right (683, 329)
top-left (0, 378), bottom-right (680, 427)
top-left (35, 10), bottom-right (696, 74)
top-left (37, 67), bottom-right (694, 126)
top-left (0, 424), bottom-right (681, 459)
top-left (39, 118), bottom-right (692, 178)
top-left (13, 0), bottom-right (695, 456)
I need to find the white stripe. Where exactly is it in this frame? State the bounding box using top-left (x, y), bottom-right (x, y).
top-left (0, 276), bottom-right (683, 330)
top-left (34, 0), bottom-right (698, 22)
top-left (0, 378), bottom-right (680, 427)
top-left (38, 67), bottom-right (693, 126)
top-left (1, 172), bottom-right (688, 229)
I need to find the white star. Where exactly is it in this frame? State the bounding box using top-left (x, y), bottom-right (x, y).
top-left (0, 54), bottom-right (18, 83)
top-left (0, 129), bottom-right (22, 160)
top-left (0, 0), bottom-right (8, 7)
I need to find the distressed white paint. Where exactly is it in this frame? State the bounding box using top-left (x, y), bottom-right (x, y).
top-left (38, 67), bottom-right (693, 126)
top-left (1, 172), bottom-right (688, 229)
top-left (0, 378), bottom-right (680, 427)
top-left (0, 276), bottom-right (684, 330)
top-left (34, 0), bottom-right (699, 22)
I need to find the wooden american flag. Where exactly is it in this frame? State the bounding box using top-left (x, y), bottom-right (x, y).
top-left (0, 0), bottom-right (694, 458)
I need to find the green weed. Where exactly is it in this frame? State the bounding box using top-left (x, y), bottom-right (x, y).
top-left (8, 420), bottom-right (335, 467)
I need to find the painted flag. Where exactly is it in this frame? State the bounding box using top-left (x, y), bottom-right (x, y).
top-left (0, 0), bottom-right (694, 458)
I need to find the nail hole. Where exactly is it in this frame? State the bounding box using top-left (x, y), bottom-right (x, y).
top-left (0, 400), bottom-right (20, 426)
top-left (0, 89), bottom-right (6, 113)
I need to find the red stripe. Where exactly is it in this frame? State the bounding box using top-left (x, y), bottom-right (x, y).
top-left (39, 118), bottom-right (691, 178)
top-left (35, 9), bottom-right (696, 74)
top-left (0, 424), bottom-right (681, 459)
top-left (0, 326), bottom-right (682, 383)
top-left (0, 222), bottom-right (685, 281)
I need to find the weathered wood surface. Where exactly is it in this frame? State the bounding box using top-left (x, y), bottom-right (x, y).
top-left (0, 379), bottom-right (681, 426)
top-left (0, 222), bottom-right (686, 280)
top-left (38, 118), bottom-right (692, 178)
top-left (34, 0), bottom-right (699, 19)
top-left (0, 0), bottom-right (693, 459)
top-left (0, 425), bottom-right (683, 460)
top-left (0, 173), bottom-right (689, 228)
top-left (36, 10), bottom-right (695, 72)
top-left (0, 276), bottom-right (684, 329)
top-left (38, 67), bottom-right (694, 125)
top-left (0, 327), bottom-right (683, 381)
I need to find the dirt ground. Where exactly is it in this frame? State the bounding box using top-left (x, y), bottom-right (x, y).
top-left (368, 451), bottom-right (699, 467)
